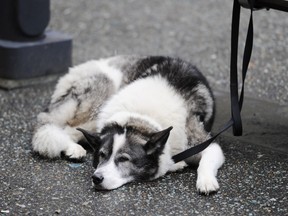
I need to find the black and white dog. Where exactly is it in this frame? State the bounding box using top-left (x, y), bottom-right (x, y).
top-left (32, 56), bottom-right (224, 194)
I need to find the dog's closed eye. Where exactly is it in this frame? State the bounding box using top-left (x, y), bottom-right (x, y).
top-left (116, 154), bottom-right (131, 163)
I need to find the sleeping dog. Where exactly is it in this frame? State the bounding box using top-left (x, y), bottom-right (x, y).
top-left (32, 55), bottom-right (224, 194)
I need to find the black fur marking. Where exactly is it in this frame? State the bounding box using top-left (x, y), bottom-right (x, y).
top-left (195, 112), bottom-right (205, 123)
top-left (144, 126), bottom-right (172, 156)
top-left (121, 128), bottom-right (172, 181)
top-left (116, 140), bottom-right (159, 181)
top-left (76, 128), bottom-right (101, 152)
top-left (132, 56), bottom-right (167, 81)
top-left (84, 87), bottom-right (92, 94)
top-left (43, 107), bottom-right (49, 113)
top-left (133, 56), bottom-right (207, 92)
top-left (100, 123), bottom-right (125, 135)
top-left (93, 135), bottom-right (114, 167)
top-left (77, 139), bottom-right (94, 152)
top-left (51, 91), bottom-right (70, 105)
top-left (50, 86), bottom-right (78, 107)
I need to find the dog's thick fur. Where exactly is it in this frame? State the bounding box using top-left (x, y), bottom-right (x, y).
top-left (32, 55), bottom-right (224, 194)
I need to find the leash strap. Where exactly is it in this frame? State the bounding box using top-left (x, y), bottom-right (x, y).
top-left (172, 0), bottom-right (255, 163)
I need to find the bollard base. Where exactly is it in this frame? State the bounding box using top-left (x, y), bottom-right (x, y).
top-left (0, 30), bottom-right (72, 88)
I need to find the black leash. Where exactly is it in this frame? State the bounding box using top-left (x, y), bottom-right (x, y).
top-left (172, 0), bottom-right (255, 163)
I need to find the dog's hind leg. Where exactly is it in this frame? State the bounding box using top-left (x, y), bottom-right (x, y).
top-left (32, 96), bottom-right (97, 159)
top-left (32, 60), bottom-right (122, 159)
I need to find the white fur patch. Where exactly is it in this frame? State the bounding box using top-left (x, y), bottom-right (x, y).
top-left (97, 75), bottom-right (188, 152)
top-left (111, 133), bottom-right (126, 156)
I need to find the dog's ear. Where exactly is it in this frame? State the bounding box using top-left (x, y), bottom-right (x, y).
top-left (144, 126), bottom-right (173, 155)
top-left (76, 128), bottom-right (101, 152)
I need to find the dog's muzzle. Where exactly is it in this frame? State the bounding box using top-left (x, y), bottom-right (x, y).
top-left (92, 173), bottom-right (104, 185)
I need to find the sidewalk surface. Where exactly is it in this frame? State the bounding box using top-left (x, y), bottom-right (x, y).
top-left (1, 0), bottom-right (287, 215)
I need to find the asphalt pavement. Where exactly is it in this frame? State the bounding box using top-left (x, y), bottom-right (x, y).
top-left (1, 0), bottom-right (287, 215)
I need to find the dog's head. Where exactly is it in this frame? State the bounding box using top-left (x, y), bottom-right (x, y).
top-left (77, 124), bottom-right (173, 190)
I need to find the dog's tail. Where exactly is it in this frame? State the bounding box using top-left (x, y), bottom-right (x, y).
top-left (32, 124), bottom-right (81, 158)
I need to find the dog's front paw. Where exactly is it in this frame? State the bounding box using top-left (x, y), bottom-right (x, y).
top-left (65, 144), bottom-right (86, 159)
top-left (196, 174), bottom-right (219, 195)
top-left (169, 161), bottom-right (187, 172)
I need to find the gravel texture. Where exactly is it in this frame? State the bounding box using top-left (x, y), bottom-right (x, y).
top-left (1, 0), bottom-right (288, 215)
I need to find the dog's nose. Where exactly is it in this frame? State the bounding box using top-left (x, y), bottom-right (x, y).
top-left (92, 173), bottom-right (104, 185)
